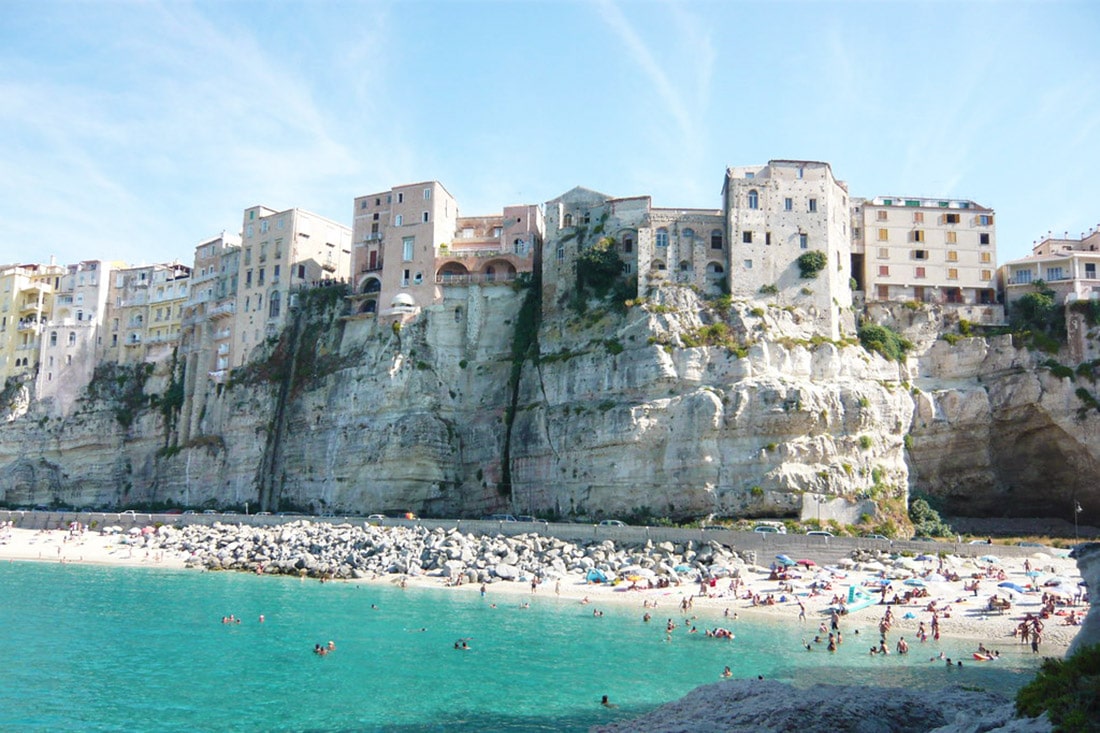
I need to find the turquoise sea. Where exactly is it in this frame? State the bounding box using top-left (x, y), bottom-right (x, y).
top-left (1, 561), bottom-right (1042, 732)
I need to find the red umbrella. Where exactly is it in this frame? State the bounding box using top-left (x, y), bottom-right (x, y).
top-left (796, 559), bottom-right (816, 568)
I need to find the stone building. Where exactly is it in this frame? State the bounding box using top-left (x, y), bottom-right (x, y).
top-left (35, 260), bottom-right (116, 413)
top-left (723, 161), bottom-right (854, 340)
top-left (232, 206), bottom-right (352, 366)
top-left (0, 262), bottom-right (65, 385)
top-left (852, 195), bottom-right (1002, 324)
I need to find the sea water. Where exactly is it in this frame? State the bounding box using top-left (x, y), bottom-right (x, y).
top-left (0, 561), bottom-right (1042, 732)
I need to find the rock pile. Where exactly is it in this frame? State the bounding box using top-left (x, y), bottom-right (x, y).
top-left (138, 521), bottom-right (752, 582)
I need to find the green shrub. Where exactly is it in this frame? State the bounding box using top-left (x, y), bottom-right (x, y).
top-left (758, 284), bottom-right (779, 295)
top-left (797, 251), bottom-right (827, 279)
top-left (1016, 643), bottom-right (1100, 731)
top-left (909, 496), bottom-right (953, 538)
top-left (858, 435), bottom-right (873, 450)
top-left (858, 324), bottom-right (913, 362)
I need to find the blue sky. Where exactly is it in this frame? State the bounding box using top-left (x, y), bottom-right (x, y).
top-left (2, 0), bottom-right (1098, 268)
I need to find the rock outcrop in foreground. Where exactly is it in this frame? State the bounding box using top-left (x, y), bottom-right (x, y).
top-left (591, 680), bottom-right (1050, 733)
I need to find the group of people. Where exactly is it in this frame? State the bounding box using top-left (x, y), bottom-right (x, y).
top-left (313, 641), bottom-right (336, 656)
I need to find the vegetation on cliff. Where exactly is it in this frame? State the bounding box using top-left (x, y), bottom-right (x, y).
top-left (1016, 643), bottom-right (1100, 732)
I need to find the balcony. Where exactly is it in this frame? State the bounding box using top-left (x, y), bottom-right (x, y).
top-left (435, 272), bottom-right (519, 286)
top-left (322, 259), bottom-right (337, 273)
top-left (209, 302), bottom-right (236, 319)
top-left (364, 232), bottom-right (383, 242)
top-left (360, 263), bottom-right (384, 273)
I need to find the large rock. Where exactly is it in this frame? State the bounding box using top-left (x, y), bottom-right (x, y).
top-left (1067, 542), bottom-right (1100, 657)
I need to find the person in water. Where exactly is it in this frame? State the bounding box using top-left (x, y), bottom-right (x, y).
top-left (601, 695), bottom-right (617, 708)
top-left (721, 666), bottom-right (733, 678)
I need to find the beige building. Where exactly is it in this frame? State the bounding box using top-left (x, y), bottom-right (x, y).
top-left (35, 260), bottom-right (116, 413)
top-left (232, 206), bottom-right (352, 366)
top-left (102, 262), bottom-right (192, 365)
top-left (852, 195), bottom-right (1001, 323)
top-left (1001, 228), bottom-right (1100, 307)
top-left (0, 262), bottom-right (66, 385)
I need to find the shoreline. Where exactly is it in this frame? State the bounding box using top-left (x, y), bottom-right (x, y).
top-left (0, 524), bottom-right (1085, 655)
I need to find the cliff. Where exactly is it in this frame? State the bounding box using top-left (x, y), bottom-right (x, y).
top-left (1, 285), bottom-right (1097, 524)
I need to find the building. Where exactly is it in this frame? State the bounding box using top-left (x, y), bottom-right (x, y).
top-left (852, 195), bottom-right (1001, 323)
top-left (1001, 228), bottom-right (1100, 308)
top-left (723, 161), bottom-right (854, 339)
top-left (232, 206), bottom-right (352, 366)
top-left (35, 260), bottom-right (116, 413)
top-left (541, 186), bottom-right (726, 318)
top-left (349, 182), bottom-right (543, 321)
top-left (102, 262), bottom-right (192, 365)
top-left (0, 262), bottom-right (66, 385)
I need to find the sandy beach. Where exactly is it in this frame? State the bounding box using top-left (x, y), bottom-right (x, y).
top-left (0, 522), bottom-right (1087, 655)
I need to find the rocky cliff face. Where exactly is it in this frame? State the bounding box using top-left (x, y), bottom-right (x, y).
top-left (0, 286), bottom-right (1096, 524)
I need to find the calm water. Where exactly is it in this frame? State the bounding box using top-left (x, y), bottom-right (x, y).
top-left (0, 561), bottom-right (1041, 732)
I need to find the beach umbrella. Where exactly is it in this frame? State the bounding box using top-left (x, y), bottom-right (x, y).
top-left (916, 554), bottom-right (936, 562)
top-left (796, 559), bottom-right (816, 568)
top-left (998, 581), bottom-right (1027, 593)
top-left (903, 578), bottom-right (925, 587)
top-left (980, 555), bottom-right (1000, 564)
top-left (775, 554), bottom-right (796, 567)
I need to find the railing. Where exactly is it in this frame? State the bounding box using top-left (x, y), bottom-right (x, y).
top-left (209, 302), bottom-right (235, 318)
top-left (436, 273), bottom-right (518, 285)
top-left (360, 264), bottom-right (384, 273)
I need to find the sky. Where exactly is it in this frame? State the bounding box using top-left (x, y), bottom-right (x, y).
top-left (2, 0), bottom-right (1098, 269)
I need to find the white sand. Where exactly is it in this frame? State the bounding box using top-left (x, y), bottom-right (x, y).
top-left (0, 524), bottom-right (1086, 653)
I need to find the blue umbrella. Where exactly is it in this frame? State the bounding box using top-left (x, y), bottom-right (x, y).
top-left (775, 554), bottom-right (796, 567)
top-left (903, 578), bottom-right (925, 587)
top-left (998, 581), bottom-right (1027, 593)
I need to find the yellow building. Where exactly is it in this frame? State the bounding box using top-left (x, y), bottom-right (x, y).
top-left (0, 262), bottom-right (65, 385)
top-left (102, 262), bottom-right (192, 365)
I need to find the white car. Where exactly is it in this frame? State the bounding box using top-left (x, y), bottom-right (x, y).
top-left (598, 519), bottom-right (626, 527)
top-left (806, 530), bottom-right (834, 537)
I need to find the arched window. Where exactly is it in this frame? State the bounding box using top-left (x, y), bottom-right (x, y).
top-left (269, 291), bottom-right (281, 318)
top-left (563, 213), bottom-right (573, 227)
top-left (748, 190), bottom-right (759, 210)
top-left (707, 262), bottom-right (725, 276)
top-left (711, 230), bottom-right (723, 249)
top-left (622, 235), bottom-right (633, 253)
top-left (656, 228), bottom-right (669, 247)
top-left (679, 261), bottom-right (691, 272)
top-left (50, 331), bottom-right (57, 346)
top-left (682, 228), bottom-right (695, 241)
top-left (68, 332), bottom-right (76, 345)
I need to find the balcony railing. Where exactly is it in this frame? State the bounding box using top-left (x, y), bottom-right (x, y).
top-left (436, 273), bottom-right (518, 286)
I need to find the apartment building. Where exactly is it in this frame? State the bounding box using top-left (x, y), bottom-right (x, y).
top-left (35, 260), bottom-right (116, 413)
top-left (1001, 228), bottom-right (1100, 307)
top-left (0, 262), bottom-right (65, 384)
top-left (349, 182), bottom-right (458, 319)
top-left (852, 195), bottom-right (1001, 323)
top-left (232, 206), bottom-right (352, 366)
top-left (179, 232), bottom-right (240, 380)
top-left (723, 160), bottom-right (854, 339)
top-left (102, 262), bottom-right (192, 365)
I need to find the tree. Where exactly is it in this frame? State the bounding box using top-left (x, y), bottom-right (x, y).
top-left (576, 237), bottom-right (624, 295)
top-left (797, 250), bottom-right (827, 279)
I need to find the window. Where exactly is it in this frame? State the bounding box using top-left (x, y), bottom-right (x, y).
top-left (784, 197), bottom-right (793, 211)
top-left (402, 269), bottom-right (410, 286)
top-left (979, 233), bottom-right (990, 245)
top-left (944, 213), bottom-right (960, 224)
top-left (1087, 263), bottom-right (1097, 279)
top-left (799, 233), bottom-right (808, 249)
top-left (423, 188), bottom-right (431, 200)
top-left (68, 332), bottom-right (76, 345)
top-left (747, 190), bottom-right (759, 210)
top-left (623, 236), bottom-right (634, 253)
top-left (980, 252), bottom-right (991, 263)
top-left (913, 249), bottom-right (927, 260)
top-left (246, 224), bottom-right (254, 237)
top-left (947, 268), bottom-right (959, 280)
top-left (710, 230), bottom-right (723, 249)
top-left (422, 211), bottom-right (429, 223)
top-left (656, 228), bottom-right (669, 247)
top-left (50, 331), bottom-right (57, 346)
top-left (403, 237), bottom-right (414, 261)
top-left (493, 227), bottom-right (503, 238)
top-left (743, 259), bottom-right (753, 269)
top-left (877, 229), bottom-right (889, 241)
top-left (258, 268), bottom-right (265, 286)
top-left (556, 246), bottom-right (564, 262)
top-left (297, 264), bottom-right (306, 279)
top-left (945, 231), bottom-right (957, 244)
top-left (877, 247), bottom-right (889, 259)
top-left (765, 232), bottom-right (772, 245)
top-left (395, 214), bottom-right (403, 226)
top-left (878, 265), bottom-right (890, 276)
top-left (946, 250), bottom-right (958, 262)
top-left (913, 212), bottom-right (924, 223)
top-left (978, 214), bottom-right (993, 226)
top-left (981, 269), bottom-right (993, 280)
top-left (1015, 269), bottom-right (1032, 284)
top-left (563, 213), bottom-right (573, 227)
top-left (260, 220), bottom-right (269, 233)
top-left (682, 227), bottom-right (695, 241)
top-left (912, 230), bottom-right (925, 242)
top-left (397, 192), bottom-right (404, 203)
top-left (245, 270), bottom-right (253, 288)
top-left (244, 248), bottom-right (252, 266)
top-left (269, 291), bottom-right (280, 319)
top-left (742, 231), bottom-right (753, 244)
top-left (808, 198), bottom-right (817, 213)
top-left (915, 267), bottom-right (926, 279)
top-left (1046, 267), bottom-right (1064, 281)
top-left (877, 210), bottom-right (888, 221)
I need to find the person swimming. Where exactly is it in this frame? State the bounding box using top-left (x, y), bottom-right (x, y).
top-left (721, 666), bottom-right (733, 678)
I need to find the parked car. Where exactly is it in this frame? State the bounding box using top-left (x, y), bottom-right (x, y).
top-left (367, 514), bottom-right (386, 521)
top-left (120, 510), bottom-right (138, 517)
top-left (863, 533), bottom-right (889, 540)
top-left (598, 519), bottom-right (626, 527)
top-left (752, 522), bottom-right (787, 534)
top-left (806, 530), bottom-right (834, 538)
top-left (515, 515), bottom-right (545, 523)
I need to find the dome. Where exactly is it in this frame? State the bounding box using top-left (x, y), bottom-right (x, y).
top-left (391, 293), bottom-right (415, 307)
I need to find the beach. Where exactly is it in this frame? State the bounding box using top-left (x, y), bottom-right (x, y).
top-left (0, 521), bottom-right (1086, 655)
